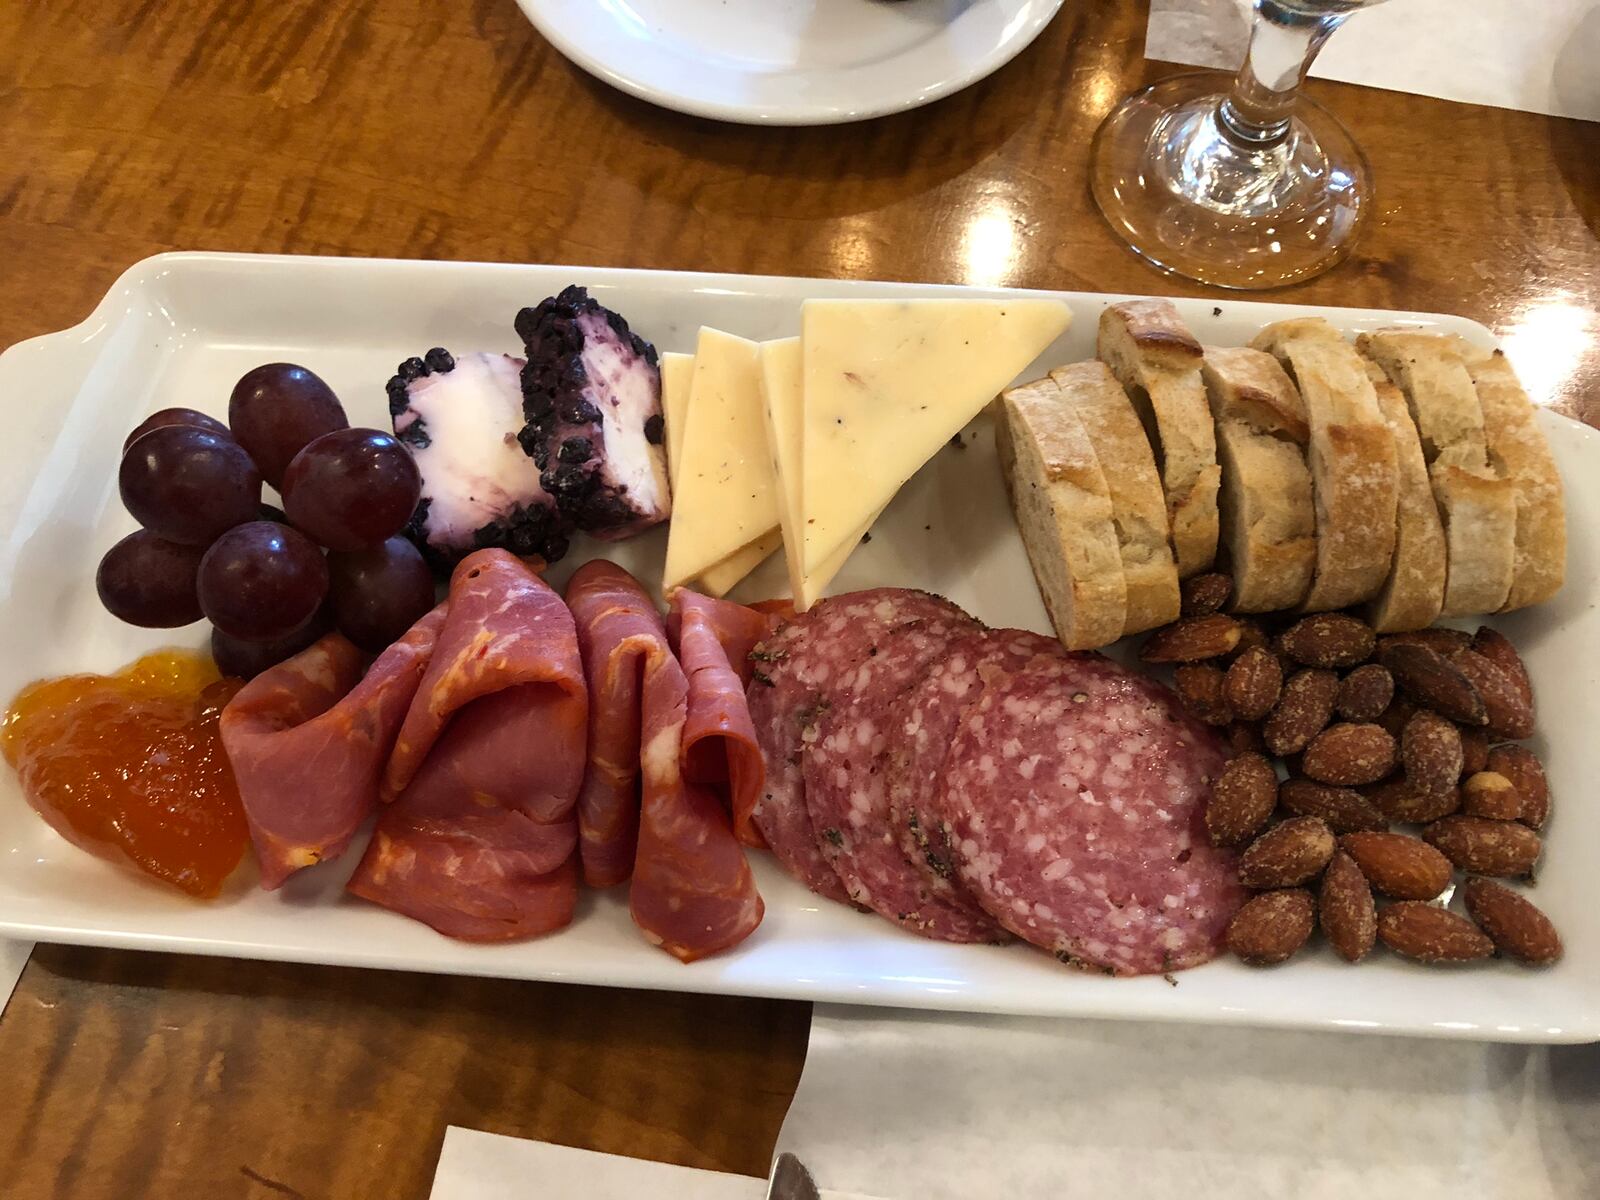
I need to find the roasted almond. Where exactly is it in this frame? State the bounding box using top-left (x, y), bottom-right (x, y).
top-left (1229, 618), bottom-right (1272, 660)
top-left (1206, 752), bottom-right (1278, 847)
top-left (1180, 572), bottom-right (1233, 617)
top-left (1461, 771), bottom-right (1522, 820)
top-left (1401, 710), bottom-right (1463, 796)
top-left (1378, 643), bottom-right (1487, 726)
top-left (1279, 613), bottom-right (1376, 669)
top-left (1379, 628), bottom-right (1472, 656)
top-left (1448, 649), bottom-right (1535, 740)
top-left (1174, 664), bottom-right (1234, 726)
top-left (1225, 721), bottom-right (1266, 758)
top-left (1319, 850), bottom-right (1377, 963)
top-left (1262, 668), bottom-right (1339, 756)
top-left (1335, 663), bottom-right (1394, 721)
top-left (1487, 744), bottom-right (1550, 831)
top-left (1458, 726), bottom-right (1490, 779)
top-left (1140, 614), bottom-right (1243, 663)
top-left (1362, 778), bottom-right (1461, 824)
top-left (1460, 878), bottom-right (1562, 966)
top-left (1422, 815), bottom-right (1541, 877)
top-left (1279, 779), bottom-right (1387, 834)
top-left (1238, 816), bottom-right (1336, 888)
top-left (1377, 902), bottom-right (1494, 963)
top-left (1301, 722), bottom-right (1397, 786)
top-left (1374, 695), bottom-right (1419, 740)
top-left (1470, 626), bottom-right (1534, 710)
top-left (1224, 647), bottom-right (1283, 722)
top-left (1226, 889), bottom-right (1315, 966)
top-left (1339, 832), bottom-right (1453, 900)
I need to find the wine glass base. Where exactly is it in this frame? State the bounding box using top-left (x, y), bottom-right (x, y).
top-left (1089, 73), bottom-right (1372, 290)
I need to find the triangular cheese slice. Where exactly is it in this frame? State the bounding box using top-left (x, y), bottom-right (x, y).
top-left (759, 337), bottom-right (883, 611)
top-left (798, 298), bottom-right (1071, 576)
top-left (698, 530), bottom-right (782, 598)
top-left (659, 350), bottom-right (694, 490)
top-left (662, 329), bottom-right (783, 591)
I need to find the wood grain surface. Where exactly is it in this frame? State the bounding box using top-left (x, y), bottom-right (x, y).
top-left (0, 1), bottom-right (1595, 1196)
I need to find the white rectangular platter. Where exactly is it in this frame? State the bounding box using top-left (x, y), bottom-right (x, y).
top-left (2, 253), bottom-right (1596, 1042)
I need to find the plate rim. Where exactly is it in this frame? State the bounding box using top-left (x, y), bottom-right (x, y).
top-left (513, 0), bottom-right (1067, 125)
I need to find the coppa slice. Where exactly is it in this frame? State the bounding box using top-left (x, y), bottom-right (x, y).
top-left (929, 653), bottom-right (1244, 975)
top-left (884, 627), bottom-right (1067, 939)
top-left (746, 588), bottom-right (971, 904)
top-left (801, 605), bottom-right (989, 941)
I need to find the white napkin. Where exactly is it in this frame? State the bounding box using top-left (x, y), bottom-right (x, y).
top-left (0, 940), bottom-right (31, 1016)
top-left (428, 1126), bottom-right (884, 1200)
top-left (1146, 0), bottom-right (1600, 123)
top-left (776, 1005), bottom-right (1600, 1199)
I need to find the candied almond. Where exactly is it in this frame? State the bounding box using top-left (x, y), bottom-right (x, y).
top-left (1238, 817), bottom-right (1336, 888)
top-left (1422, 816), bottom-right (1541, 877)
top-left (1401, 710), bottom-right (1463, 797)
top-left (1174, 664), bottom-right (1233, 726)
top-left (1301, 723), bottom-right (1397, 787)
top-left (1335, 663), bottom-right (1394, 721)
top-left (1487, 744), bottom-right (1549, 830)
top-left (1362, 778), bottom-right (1461, 825)
top-left (1448, 649), bottom-right (1535, 740)
top-left (1279, 779), bottom-right (1387, 834)
top-left (1180, 572), bottom-right (1233, 617)
top-left (1224, 647), bottom-right (1283, 722)
top-left (1319, 850), bottom-right (1377, 963)
top-left (1460, 878), bottom-right (1562, 966)
top-left (1461, 771), bottom-right (1522, 821)
top-left (1263, 669), bottom-right (1339, 757)
top-left (1279, 613), bottom-right (1376, 669)
top-left (1140, 614), bottom-right (1242, 663)
top-left (1378, 642), bottom-right (1487, 726)
top-left (1205, 752), bottom-right (1278, 847)
top-left (1339, 832), bottom-right (1452, 900)
top-left (1469, 626), bottom-right (1534, 709)
top-left (1377, 902), bottom-right (1493, 964)
top-left (1227, 889), bottom-right (1315, 966)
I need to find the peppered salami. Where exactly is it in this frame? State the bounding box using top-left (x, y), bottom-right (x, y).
top-left (800, 609), bottom-right (997, 941)
top-left (746, 589), bottom-right (970, 903)
top-left (929, 653), bottom-right (1245, 975)
top-left (883, 627), bottom-right (1066, 932)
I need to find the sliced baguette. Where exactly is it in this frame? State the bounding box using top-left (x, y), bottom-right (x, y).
top-left (1363, 362), bottom-right (1448, 631)
top-left (1249, 319), bottom-right (1398, 611)
top-left (997, 377), bottom-right (1128, 649)
top-left (1048, 361), bottom-right (1180, 635)
top-left (1357, 331), bottom-right (1517, 616)
top-left (1097, 301), bottom-right (1221, 578)
top-left (1198, 346), bottom-right (1316, 612)
top-left (1451, 342), bottom-right (1566, 610)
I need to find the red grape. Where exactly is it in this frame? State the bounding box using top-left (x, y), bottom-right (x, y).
top-left (197, 521), bottom-right (329, 641)
top-left (95, 530), bottom-right (206, 627)
top-left (119, 426), bottom-right (262, 545)
top-left (229, 363), bottom-right (349, 488)
top-left (210, 608), bottom-right (332, 680)
top-left (327, 536), bottom-right (437, 652)
top-left (282, 428), bottom-right (422, 551)
top-left (123, 407), bottom-right (231, 452)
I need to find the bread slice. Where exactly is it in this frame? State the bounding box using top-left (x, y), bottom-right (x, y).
top-left (1451, 341), bottom-right (1566, 610)
top-left (1097, 301), bottom-right (1221, 578)
top-left (997, 377), bottom-right (1128, 649)
top-left (1198, 346), bottom-right (1316, 612)
top-left (1363, 362), bottom-right (1448, 631)
top-left (1357, 331), bottom-right (1517, 616)
top-left (1249, 319), bottom-right (1398, 611)
top-left (1049, 361), bottom-right (1180, 635)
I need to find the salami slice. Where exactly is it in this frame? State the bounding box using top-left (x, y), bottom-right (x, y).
top-left (883, 627), bottom-right (1065, 931)
top-left (800, 612), bottom-right (1000, 942)
top-left (930, 654), bottom-right (1245, 975)
top-left (746, 589), bottom-right (969, 904)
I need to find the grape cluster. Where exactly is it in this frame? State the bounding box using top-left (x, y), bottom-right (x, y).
top-left (98, 365), bottom-right (436, 678)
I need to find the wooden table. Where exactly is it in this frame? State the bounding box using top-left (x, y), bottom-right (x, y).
top-left (0, 2), bottom-right (1595, 1195)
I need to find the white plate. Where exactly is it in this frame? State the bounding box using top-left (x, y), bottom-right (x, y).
top-left (2, 253), bottom-right (1596, 1043)
top-left (516, 0), bottom-right (1064, 124)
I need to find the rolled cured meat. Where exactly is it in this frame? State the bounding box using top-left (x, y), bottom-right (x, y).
top-left (667, 589), bottom-right (773, 848)
top-left (221, 610), bottom-right (446, 889)
top-left (567, 560), bottom-right (763, 960)
top-left (346, 550), bottom-right (586, 942)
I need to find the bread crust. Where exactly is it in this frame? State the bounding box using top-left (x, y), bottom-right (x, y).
top-left (1049, 361), bottom-right (1181, 635)
top-left (997, 377), bottom-right (1128, 649)
top-left (1200, 346), bottom-right (1316, 612)
top-left (1098, 301), bottom-right (1220, 579)
top-left (1250, 320), bottom-right (1399, 611)
top-left (1357, 330), bottom-right (1517, 616)
top-left (1366, 375), bottom-right (1448, 631)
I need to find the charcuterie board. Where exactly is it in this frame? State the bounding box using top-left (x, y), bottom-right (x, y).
top-left (1, 253), bottom-right (1596, 1041)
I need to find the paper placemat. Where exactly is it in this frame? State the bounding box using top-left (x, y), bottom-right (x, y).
top-left (1146, 0), bottom-right (1600, 123)
top-left (429, 1126), bottom-right (883, 1200)
top-left (777, 1005), bottom-right (1600, 1199)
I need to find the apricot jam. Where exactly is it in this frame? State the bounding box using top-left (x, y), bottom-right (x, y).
top-left (1, 650), bottom-right (248, 898)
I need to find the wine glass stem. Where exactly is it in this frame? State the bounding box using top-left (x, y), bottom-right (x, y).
top-left (1219, 0), bottom-right (1347, 149)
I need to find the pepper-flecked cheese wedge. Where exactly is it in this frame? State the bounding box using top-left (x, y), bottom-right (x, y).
top-left (797, 298), bottom-right (1071, 577)
top-left (662, 329), bottom-right (783, 592)
top-left (759, 337), bottom-right (880, 611)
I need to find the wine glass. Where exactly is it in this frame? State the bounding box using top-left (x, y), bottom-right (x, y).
top-left (1089, 0), bottom-right (1387, 290)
